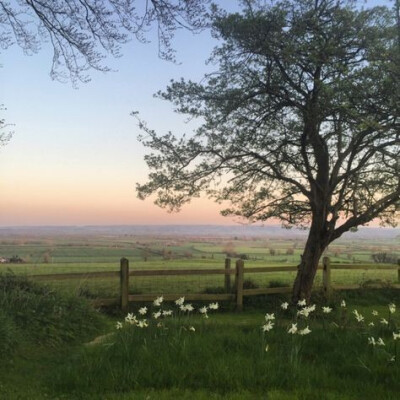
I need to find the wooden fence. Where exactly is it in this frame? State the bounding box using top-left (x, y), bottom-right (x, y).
top-left (31, 257), bottom-right (400, 312)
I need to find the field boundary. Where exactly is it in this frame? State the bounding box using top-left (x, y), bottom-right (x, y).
top-left (28, 257), bottom-right (400, 311)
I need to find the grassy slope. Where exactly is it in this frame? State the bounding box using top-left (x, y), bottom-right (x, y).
top-left (0, 290), bottom-right (399, 400)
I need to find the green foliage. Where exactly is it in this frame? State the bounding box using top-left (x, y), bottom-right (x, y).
top-left (0, 273), bottom-right (106, 348)
top-left (0, 310), bottom-right (18, 357)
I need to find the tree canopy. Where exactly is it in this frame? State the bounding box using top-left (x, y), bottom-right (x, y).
top-left (0, 0), bottom-right (209, 84)
top-left (138, 0), bottom-right (400, 300)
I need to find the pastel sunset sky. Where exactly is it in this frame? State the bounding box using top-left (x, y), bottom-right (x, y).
top-left (0, 0), bottom-right (391, 226)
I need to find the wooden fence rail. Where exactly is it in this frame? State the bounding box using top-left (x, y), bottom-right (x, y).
top-left (29, 257), bottom-right (400, 311)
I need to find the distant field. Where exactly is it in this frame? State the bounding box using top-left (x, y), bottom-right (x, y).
top-left (0, 231), bottom-right (398, 299)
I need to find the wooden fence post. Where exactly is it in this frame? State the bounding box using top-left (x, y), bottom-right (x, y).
top-left (225, 258), bottom-right (231, 293)
top-left (323, 256), bottom-right (331, 299)
top-left (120, 257), bottom-right (129, 313)
top-left (236, 259), bottom-right (244, 311)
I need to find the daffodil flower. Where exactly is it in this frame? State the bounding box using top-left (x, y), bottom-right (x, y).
top-left (189, 326), bottom-right (195, 332)
top-left (393, 332), bottom-right (400, 340)
top-left (299, 326), bottom-right (311, 335)
top-left (153, 296), bottom-right (164, 307)
top-left (281, 302), bottom-right (289, 310)
top-left (322, 306), bottom-right (332, 314)
top-left (209, 302), bottom-right (219, 310)
top-left (377, 338), bottom-right (385, 346)
top-left (116, 321), bottom-right (123, 330)
top-left (265, 313), bottom-right (275, 321)
top-left (340, 300), bottom-right (346, 308)
top-left (199, 306), bottom-right (208, 314)
top-left (262, 321), bottom-right (274, 332)
top-left (288, 323), bottom-right (298, 334)
top-left (372, 310), bottom-right (378, 316)
top-left (389, 303), bottom-right (396, 314)
top-left (380, 318), bottom-right (388, 325)
top-left (297, 299), bottom-right (306, 307)
top-left (175, 297), bottom-right (185, 306)
top-left (138, 307), bottom-right (147, 315)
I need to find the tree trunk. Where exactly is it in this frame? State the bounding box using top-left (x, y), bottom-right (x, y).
top-left (292, 221), bottom-right (328, 303)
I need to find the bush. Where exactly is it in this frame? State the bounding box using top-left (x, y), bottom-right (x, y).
top-left (0, 273), bottom-right (106, 347)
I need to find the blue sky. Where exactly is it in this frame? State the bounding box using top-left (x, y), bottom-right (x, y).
top-left (0, 0), bottom-right (393, 226)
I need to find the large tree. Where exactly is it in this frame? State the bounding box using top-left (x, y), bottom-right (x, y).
top-left (137, 0), bottom-right (400, 302)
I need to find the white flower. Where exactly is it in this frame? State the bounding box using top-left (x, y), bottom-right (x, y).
top-left (199, 306), bottom-right (208, 314)
top-left (372, 310), bottom-right (379, 316)
top-left (157, 322), bottom-right (164, 328)
top-left (388, 355), bottom-right (396, 362)
top-left (368, 337), bottom-right (376, 346)
top-left (353, 310), bottom-right (364, 322)
top-left (180, 303), bottom-right (194, 312)
top-left (297, 305), bottom-right (316, 318)
top-left (288, 323), bottom-right (298, 334)
top-left (368, 322), bottom-right (375, 327)
top-left (377, 338), bottom-right (385, 346)
top-left (189, 326), bottom-right (195, 332)
top-left (125, 313), bottom-right (137, 325)
top-left (389, 303), bottom-right (396, 314)
top-left (265, 345), bottom-right (269, 352)
top-left (322, 306), bottom-right (332, 314)
top-left (281, 302), bottom-right (289, 310)
top-left (138, 306), bottom-right (147, 315)
top-left (298, 308), bottom-right (311, 318)
top-left (297, 299), bottom-right (306, 307)
top-left (116, 321), bottom-right (123, 330)
top-left (265, 313), bottom-right (275, 321)
top-left (262, 321), bottom-right (274, 332)
top-left (209, 302), bottom-right (219, 310)
top-left (299, 326), bottom-right (311, 336)
top-left (137, 319), bottom-right (148, 328)
top-left (162, 310), bottom-right (173, 317)
top-left (340, 300), bottom-right (346, 308)
top-left (380, 318), bottom-right (389, 325)
top-left (153, 311), bottom-right (162, 319)
top-left (393, 332), bottom-right (400, 340)
top-left (175, 297), bottom-right (185, 306)
top-left (153, 296), bottom-right (164, 307)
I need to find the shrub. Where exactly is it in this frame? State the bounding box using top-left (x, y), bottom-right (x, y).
top-left (0, 273), bottom-right (105, 347)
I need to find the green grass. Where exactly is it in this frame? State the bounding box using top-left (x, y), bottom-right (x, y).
top-left (0, 278), bottom-right (399, 399)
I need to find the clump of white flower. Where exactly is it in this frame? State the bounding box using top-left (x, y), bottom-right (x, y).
top-left (153, 296), bottom-right (164, 307)
top-left (162, 310), bottom-right (173, 317)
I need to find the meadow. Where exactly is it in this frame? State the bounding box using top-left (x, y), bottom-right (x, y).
top-left (0, 227), bottom-right (399, 399)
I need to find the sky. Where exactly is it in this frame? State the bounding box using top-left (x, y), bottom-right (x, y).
top-left (0, 0), bottom-right (393, 227)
